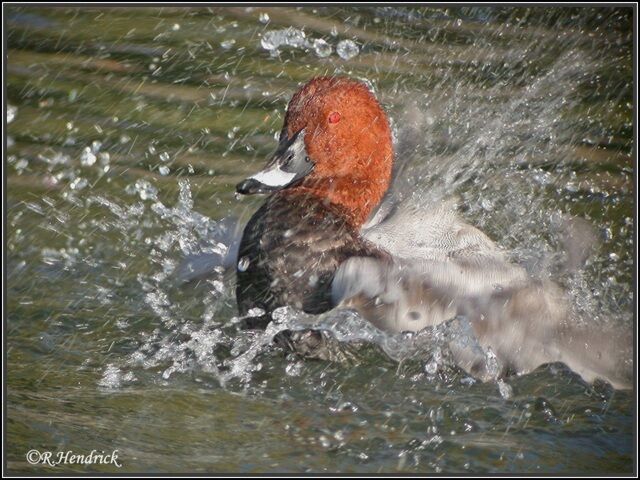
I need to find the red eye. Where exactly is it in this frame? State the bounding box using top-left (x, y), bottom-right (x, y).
top-left (328, 111), bottom-right (341, 124)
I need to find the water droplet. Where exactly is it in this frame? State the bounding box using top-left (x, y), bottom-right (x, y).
top-left (238, 256), bottom-right (250, 272)
top-left (70, 177), bottom-right (88, 190)
top-left (425, 349), bottom-right (442, 375)
top-left (260, 32), bottom-right (277, 51)
top-left (134, 179), bottom-right (158, 201)
top-left (227, 126), bottom-right (239, 139)
top-left (212, 280), bottom-right (225, 294)
top-left (318, 435), bottom-right (331, 448)
top-left (14, 158), bottom-right (28, 172)
top-left (172, 23), bottom-right (180, 31)
top-left (98, 364), bottom-right (127, 389)
top-left (425, 358), bottom-right (438, 375)
top-left (259, 12), bottom-right (269, 24)
top-left (313, 38), bottom-right (332, 58)
top-left (247, 306), bottom-right (265, 317)
top-left (80, 147), bottom-right (97, 166)
top-left (285, 361), bottom-right (303, 376)
top-left (497, 379), bottom-right (513, 399)
top-left (220, 39), bottom-right (236, 49)
top-left (485, 347), bottom-right (501, 378)
top-left (7, 104), bottom-right (17, 123)
top-left (332, 401), bottom-right (358, 413)
top-left (159, 152), bottom-right (170, 162)
top-left (158, 166), bottom-right (170, 176)
top-left (565, 182), bottom-right (579, 193)
top-left (336, 39), bottom-right (359, 60)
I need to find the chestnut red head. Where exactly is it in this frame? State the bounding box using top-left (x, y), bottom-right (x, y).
top-left (237, 77), bottom-right (394, 227)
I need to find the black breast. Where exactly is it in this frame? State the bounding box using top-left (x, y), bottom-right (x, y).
top-left (236, 193), bottom-right (383, 318)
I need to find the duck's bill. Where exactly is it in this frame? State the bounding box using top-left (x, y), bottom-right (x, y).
top-left (236, 129), bottom-right (314, 195)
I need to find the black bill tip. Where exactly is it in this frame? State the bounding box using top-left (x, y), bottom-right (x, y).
top-left (236, 178), bottom-right (272, 195)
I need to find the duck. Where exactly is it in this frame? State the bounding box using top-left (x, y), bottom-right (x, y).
top-left (229, 76), bottom-right (632, 389)
top-left (235, 77), bottom-right (392, 322)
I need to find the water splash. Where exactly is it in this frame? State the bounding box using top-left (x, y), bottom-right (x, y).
top-left (387, 45), bottom-right (631, 333)
top-left (99, 42), bottom-right (629, 389)
top-left (261, 27), bottom-right (307, 52)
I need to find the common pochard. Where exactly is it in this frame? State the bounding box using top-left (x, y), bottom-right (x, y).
top-left (230, 76), bottom-right (631, 389)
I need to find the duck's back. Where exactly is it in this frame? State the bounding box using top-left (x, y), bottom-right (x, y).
top-left (236, 193), bottom-right (385, 318)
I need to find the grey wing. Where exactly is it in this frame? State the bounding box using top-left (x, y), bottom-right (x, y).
top-left (360, 200), bottom-right (529, 300)
top-left (332, 255), bottom-right (631, 388)
top-left (334, 203), bottom-right (631, 388)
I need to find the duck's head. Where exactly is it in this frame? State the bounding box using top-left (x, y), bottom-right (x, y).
top-left (237, 76), bottom-right (394, 227)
